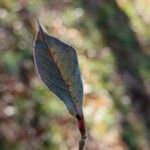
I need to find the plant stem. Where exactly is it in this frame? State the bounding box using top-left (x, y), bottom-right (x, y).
top-left (79, 133), bottom-right (87, 150)
top-left (76, 114), bottom-right (87, 150)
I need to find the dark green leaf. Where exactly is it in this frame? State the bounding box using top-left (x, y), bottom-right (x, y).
top-left (33, 23), bottom-right (83, 117)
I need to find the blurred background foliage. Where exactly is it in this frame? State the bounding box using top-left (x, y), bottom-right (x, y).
top-left (0, 0), bottom-right (150, 150)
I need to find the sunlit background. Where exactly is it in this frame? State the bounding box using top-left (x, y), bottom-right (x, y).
top-left (0, 0), bottom-right (150, 150)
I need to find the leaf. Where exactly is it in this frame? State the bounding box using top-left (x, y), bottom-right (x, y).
top-left (33, 23), bottom-right (83, 117)
top-left (33, 21), bottom-right (87, 149)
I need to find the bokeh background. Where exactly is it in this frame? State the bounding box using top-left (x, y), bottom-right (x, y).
top-left (0, 0), bottom-right (150, 150)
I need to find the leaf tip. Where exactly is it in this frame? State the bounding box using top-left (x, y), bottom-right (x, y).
top-left (35, 17), bottom-right (43, 32)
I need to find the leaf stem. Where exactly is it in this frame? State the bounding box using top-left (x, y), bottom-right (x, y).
top-left (76, 114), bottom-right (87, 150)
top-left (79, 135), bottom-right (87, 150)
